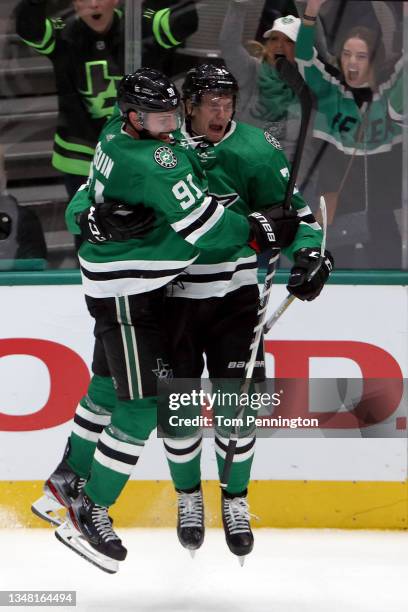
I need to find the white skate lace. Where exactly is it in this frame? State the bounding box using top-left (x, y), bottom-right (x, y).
top-left (178, 491), bottom-right (203, 528)
top-left (91, 505), bottom-right (119, 542)
top-left (223, 497), bottom-right (254, 535)
top-left (77, 478), bottom-right (86, 493)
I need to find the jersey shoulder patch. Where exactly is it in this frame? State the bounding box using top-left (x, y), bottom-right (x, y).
top-left (153, 146), bottom-right (178, 169)
top-left (263, 129), bottom-right (282, 150)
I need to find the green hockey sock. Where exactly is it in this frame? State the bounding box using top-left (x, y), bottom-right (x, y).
top-left (67, 376), bottom-right (115, 478)
top-left (84, 425), bottom-right (145, 507)
top-left (163, 434), bottom-right (202, 491)
top-left (215, 434), bottom-right (256, 495)
top-left (84, 398), bottom-right (157, 507)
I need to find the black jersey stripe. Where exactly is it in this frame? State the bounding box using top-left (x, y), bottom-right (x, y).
top-left (299, 213), bottom-right (317, 224)
top-left (182, 261), bottom-right (257, 284)
top-left (80, 265), bottom-right (186, 281)
top-left (177, 198), bottom-right (219, 239)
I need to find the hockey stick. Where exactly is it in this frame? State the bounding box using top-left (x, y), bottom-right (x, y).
top-left (220, 58), bottom-right (314, 488)
top-left (263, 195), bottom-right (328, 335)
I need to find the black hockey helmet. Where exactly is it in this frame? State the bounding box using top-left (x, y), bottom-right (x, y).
top-left (182, 64), bottom-right (239, 106)
top-left (117, 67), bottom-right (181, 118)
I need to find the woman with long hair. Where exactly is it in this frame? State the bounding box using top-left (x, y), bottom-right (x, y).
top-left (296, 0), bottom-right (402, 268)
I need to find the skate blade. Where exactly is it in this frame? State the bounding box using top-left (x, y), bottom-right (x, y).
top-left (238, 555), bottom-right (246, 567)
top-left (55, 519), bottom-right (119, 574)
top-left (31, 495), bottom-right (65, 527)
top-left (189, 549), bottom-right (196, 559)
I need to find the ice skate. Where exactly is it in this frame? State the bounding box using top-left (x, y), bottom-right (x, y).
top-left (55, 492), bottom-right (126, 574)
top-left (31, 442), bottom-right (86, 526)
top-left (177, 487), bottom-right (204, 556)
top-left (222, 492), bottom-right (254, 565)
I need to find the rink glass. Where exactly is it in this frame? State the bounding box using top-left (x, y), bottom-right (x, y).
top-left (0, 0), bottom-right (405, 271)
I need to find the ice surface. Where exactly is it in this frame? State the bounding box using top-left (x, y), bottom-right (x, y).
top-left (1, 528), bottom-right (407, 612)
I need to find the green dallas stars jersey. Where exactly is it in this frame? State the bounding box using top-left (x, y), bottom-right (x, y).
top-left (66, 112), bottom-right (251, 299)
top-left (296, 23), bottom-right (402, 156)
top-left (170, 120), bottom-right (323, 299)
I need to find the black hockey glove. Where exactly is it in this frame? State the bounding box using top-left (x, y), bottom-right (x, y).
top-left (287, 247), bottom-right (334, 301)
top-left (77, 201), bottom-right (156, 243)
top-left (248, 207), bottom-right (300, 253)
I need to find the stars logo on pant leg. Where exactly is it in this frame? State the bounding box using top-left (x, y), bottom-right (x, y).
top-left (152, 358), bottom-right (173, 379)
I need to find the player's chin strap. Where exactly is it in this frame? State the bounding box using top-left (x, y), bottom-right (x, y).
top-left (220, 57), bottom-right (314, 489)
top-left (263, 196), bottom-right (328, 334)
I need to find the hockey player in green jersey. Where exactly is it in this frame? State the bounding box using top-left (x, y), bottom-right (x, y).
top-left (31, 67), bottom-right (300, 573)
top-left (43, 65), bottom-right (332, 566)
top-left (160, 64), bottom-right (333, 563)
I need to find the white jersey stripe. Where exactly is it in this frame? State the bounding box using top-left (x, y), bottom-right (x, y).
top-left (170, 196), bottom-right (215, 233)
top-left (76, 405), bottom-right (111, 426)
top-left (81, 270), bottom-right (193, 299)
top-left (300, 220), bottom-right (321, 231)
top-left (93, 448), bottom-right (135, 475)
top-left (182, 255), bottom-right (256, 274)
top-left (170, 268), bottom-right (257, 299)
top-left (99, 429), bottom-right (143, 457)
top-left (163, 443), bottom-right (202, 464)
top-left (215, 445), bottom-right (255, 463)
top-left (78, 256), bottom-right (197, 273)
top-left (184, 204), bottom-right (225, 245)
top-left (116, 297), bottom-right (134, 401)
top-left (125, 295), bottom-right (143, 399)
top-left (72, 422), bottom-right (100, 443)
top-left (163, 434), bottom-right (202, 450)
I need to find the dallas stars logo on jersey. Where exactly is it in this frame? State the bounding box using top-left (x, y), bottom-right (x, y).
top-left (154, 146), bottom-right (178, 169)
